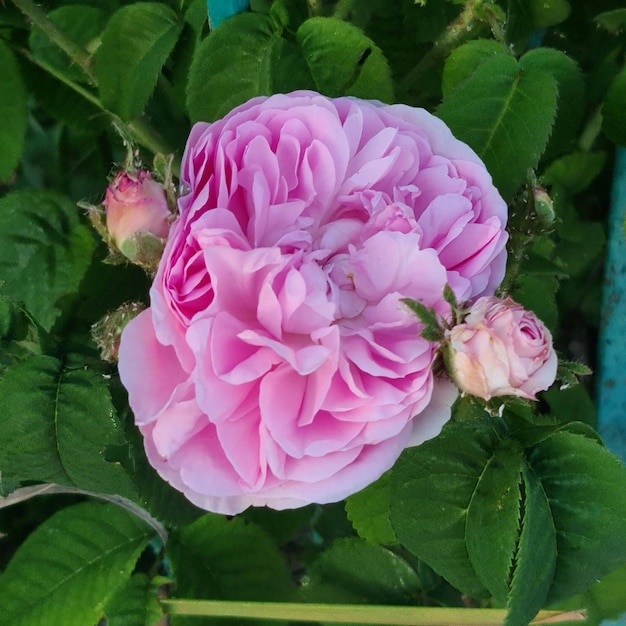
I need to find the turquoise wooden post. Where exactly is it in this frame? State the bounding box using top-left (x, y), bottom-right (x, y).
top-left (598, 147), bottom-right (626, 462)
top-left (207, 0), bottom-right (249, 29)
top-left (597, 147), bottom-right (626, 626)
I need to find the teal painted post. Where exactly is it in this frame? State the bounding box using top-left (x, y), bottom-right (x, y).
top-left (598, 147), bottom-right (626, 463)
top-left (598, 148), bottom-right (626, 626)
top-left (207, 0), bottom-right (249, 29)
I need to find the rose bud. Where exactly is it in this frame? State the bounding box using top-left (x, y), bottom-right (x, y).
top-left (445, 296), bottom-right (557, 401)
top-left (103, 170), bottom-right (171, 267)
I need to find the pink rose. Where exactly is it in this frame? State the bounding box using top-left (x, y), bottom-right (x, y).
top-left (119, 91), bottom-right (508, 514)
top-left (104, 170), bottom-right (171, 260)
top-left (445, 296), bottom-right (558, 400)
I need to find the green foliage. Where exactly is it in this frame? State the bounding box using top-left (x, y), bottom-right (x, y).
top-left (0, 355), bottom-right (137, 498)
top-left (0, 40), bottom-right (27, 182)
top-left (104, 573), bottom-right (168, 626)
top-left (0, 190), bottom-right (95, 332)
top-left (437, 49), bottom-right (558, 200)
top-left (603, 64), bottom-right (626, 146)
top-left (96, 3), bottom-right (183, 121)
top-left (0, 501), bottom-right (153, 626)
top-left (390, 418), bottom-right (626, 625)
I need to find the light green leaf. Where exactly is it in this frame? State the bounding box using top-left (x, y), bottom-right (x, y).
top-left (0, 501), bottom-right (152, 626)
top-left (0, 190), bottom-right (96, 332)
top-left (529, 0), bottom-right (571, 28)
top-left (96, 2), bottom-right (183, 121)
top-left (504, 467), bottom-right (557, 626)
top-left (390, 420), bottom-right (495, 599)
top-left (0, 355), bottom-right (137, 499)
top-left (595, 9), bottom-right (626, 34)
top-left (104, 574), bottom-right (167, 626)
top-left (306, 537), bottom-right (420, 605)
top-left (169, 514), bottom-right (293, 604)
top-left (465, 438), bottom-right (525, 603)
top-left (603, 64), bottom-right (626, 146)
top-left (187, 13), bottom-right (313, 122)
top-left (529, 431), bottom-right (626, 604)
top-left (345, 470), bottom-right (398, 545)
top-left (437, 53), bottom-right (558, 200)
top-left (297, 17), bottom-right (394, 102)
top-left (0, 40), bottom-right (27, 182)
top-left (542, 151), bottom-right (606, 195)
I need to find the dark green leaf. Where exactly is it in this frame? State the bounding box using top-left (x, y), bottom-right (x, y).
top-left (0, 501), bottom-right (152, 626)
top-left (441, 39), bottom-right (508, 97)
top-left (529, 431), bottom-right (626, 604)
top-left (437, 53), bottom-right (558, 200)
top-left (0, 190), bottom-right (95, 332)
top-left (390, 420), bottom-right (495, 599)
top-left (465, 438), bottom-right (525, 603)
top-left (296, 17), bottom-right (394, 102)
top-left (169, 514), bottom-right (293, 603)
top-left (528, 0), bottom-right (571, 28)
top-left (401, 298), bottom-right (443, 341)
top-left (519, 48), bottom-right (585, 159)
top-left (603, 64), bottom-right (626, 146)
top-left (542, 152), bottom-right (606, 195)
top-left (0, 355), bottom-right (137, 498)
top-left (543, 385), bottom-right (596, 426)
top-left (504, 466), bottom-right (557, 626)
top-left (96, 2), bottom-right (183, 120)
top-left (0, 40), bottom-right (27, 182)
top-left (345, 470), bottom-right (397, 545)
top-left (187, 13), bottom-right (313, 122)
top-left (104, 573), bottom-right (167, 626)
top-left (306, 537), bottom-right (420, 605)
top-left (595, 9), bottom-right (626, 34)
top-left (511, 273), bottom-right (559, 331)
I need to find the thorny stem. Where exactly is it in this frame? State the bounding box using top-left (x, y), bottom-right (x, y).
top-left (11, 0), bottom-right (97, 85)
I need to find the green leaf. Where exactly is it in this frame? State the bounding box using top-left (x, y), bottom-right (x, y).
top-left (543, 384), bottom-right (595, 426)
top-left (504, 466), bottom-right (557, 626)
top-left (0, 40), bottom-right (27, 182)
top-left (96, 2), bottom-right (183, 121)
top-left (441, 39), bottom-right (508, 97)
top-left (306, 537), bottom-right (420, 605)
top-left (0, 501), bottom-right (152, 626)
top-left (187, 13), bottom-right (313, 122)
top-left (345, 470), bottom-right (398, 545)
top-left (511, 273), bottom-right (559, 332)
top-left (595, 9), bottom-right (626, 34)
top-left (542, 151), bottom-right (606, 195)
top-left (529, 0), bottom-right (571, 28)
top-left (401, 298), bottom-right (443, 341)
top-left (29, 5), bottom-right (108, 84)
top-left (104, 574), bottom-right (167, 626)
top-left (169, 514), bottom-right (293, 603)
top-left (0, 355), bottom-right (137, 499)
top-left (465, 438), bottom-right (525, 603)
top-left (519, 48), bottom-right (585, 159)
top-left (0, 190), bottom-right (96, 332)
top-left (390, 420), bottom-right (495, 599)
top-left (437, 53), bottom-right (558, 200)
top-left (603, 64), bottom-right (626, 146)
top-left (529, 431), bottom-right (626, 604)
top-left (297, 17), bottom-right (394, 102)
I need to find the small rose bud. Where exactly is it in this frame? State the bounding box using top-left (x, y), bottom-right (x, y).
top-left (103, 170), bottom-right (171, 266)
top-left (533, 186), bottom-right (555, 228)
top-left (92, 302), bottom-right (145, 363)
top-left (444, 296), bottom-right (557, 401)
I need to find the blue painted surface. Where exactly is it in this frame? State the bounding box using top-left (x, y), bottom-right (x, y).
top-left (598, 147), bottom-right (626, 464)
top-left (207, 0), bottom-right (249, 29)
top-left (598, 148), bottom-right (626, 626)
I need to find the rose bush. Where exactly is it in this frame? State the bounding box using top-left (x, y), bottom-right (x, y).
top-left (119, 91), bottom-right (508, 514)
top-left (445, 296), bottom-right (558, 400)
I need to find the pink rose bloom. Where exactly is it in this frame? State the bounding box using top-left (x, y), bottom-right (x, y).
top-left (446, 296), bottom-right (558, 401)
top-left (119, 92), bottom-right (508, 514)
top-left (104, 170), bottom-right (171, 254)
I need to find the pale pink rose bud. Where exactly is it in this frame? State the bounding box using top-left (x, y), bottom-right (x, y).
top-left (445, 296), bottom-right (557, 401)
top-left (103, 170), bottom-right (171, 264)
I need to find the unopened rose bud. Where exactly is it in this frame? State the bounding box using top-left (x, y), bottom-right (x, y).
top-left (533, 186), bottom-right (555, 228)
top-left (92, 302), bottom-right (145, 363)
top-left (444, 296), bottom-right (557, 401)
top-left (103, 170), bottom-right (171, 267)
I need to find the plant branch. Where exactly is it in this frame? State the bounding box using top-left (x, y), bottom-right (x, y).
top-left (160, 600), bottom-right (586, 624)
top-left (11, 0), bottom-right (97, 85)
